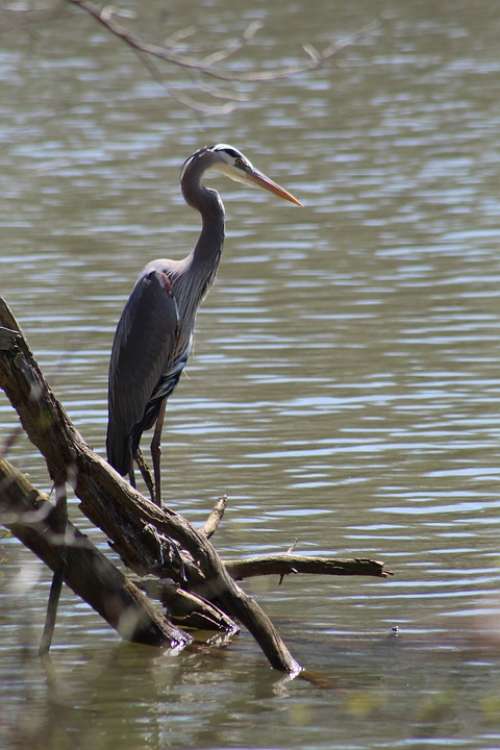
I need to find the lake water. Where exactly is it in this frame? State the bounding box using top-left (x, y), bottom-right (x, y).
top-left (2, 1), bottom-right (500, 748)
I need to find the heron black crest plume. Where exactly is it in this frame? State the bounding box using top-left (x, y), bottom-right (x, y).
top-left (106, 144), bottom-right (302, 506)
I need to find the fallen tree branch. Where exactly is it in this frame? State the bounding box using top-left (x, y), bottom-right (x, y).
top-left (1, 452), bottom-right (235, 635)
top-left (225, 554), bottom-right (393, 580)
top-left (0, 297), bottom-right (392, 674)
top-left (0, 455), bottom-right (189, 648)
top-left (76, 465), bottom-right (301, 673)
top-left (0, 298), bottom-right (300, 674)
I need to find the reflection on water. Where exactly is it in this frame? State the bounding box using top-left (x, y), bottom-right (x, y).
top-left (2, 633), bottom-right (500, 749)
top-left (2, 1), bottom-right (500, 748)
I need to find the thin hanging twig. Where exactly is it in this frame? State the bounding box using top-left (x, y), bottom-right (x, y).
top-left (67, 0), bottom-right (377, 84)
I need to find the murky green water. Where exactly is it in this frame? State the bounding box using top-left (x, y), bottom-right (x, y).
top-left (2, 1), bottom-right (500, 748)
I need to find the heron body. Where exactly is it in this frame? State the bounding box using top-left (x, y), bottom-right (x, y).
top-left (106, 144), bottom-right (301, 505)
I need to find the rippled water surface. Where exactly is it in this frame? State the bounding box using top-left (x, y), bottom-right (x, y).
top-left (2, 1), bottom-right (500, 748)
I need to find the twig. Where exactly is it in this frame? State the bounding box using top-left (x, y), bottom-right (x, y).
top-left (198, 20), bottom-right (263, 67)
top-left (131, 46), bottom-right (238, 115)
top-left (279, 538), bottom-right (298, 585)
top-left (67, 0), bottom-right (376, 84)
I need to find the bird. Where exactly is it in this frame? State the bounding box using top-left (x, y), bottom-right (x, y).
top-left (106, 143), bottom-right (302, 506)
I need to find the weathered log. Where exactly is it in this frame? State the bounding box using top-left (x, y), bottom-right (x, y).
top-left (76, 464), bottom-right (300, 672)
top-left (0, 456), bottom-right (190, 648)
top-left (0, 297), bottom-right (393, 673)
top-left (0, 298), bottom-right (300, 674)
top-left (225, 554), bottom-right (393, 580)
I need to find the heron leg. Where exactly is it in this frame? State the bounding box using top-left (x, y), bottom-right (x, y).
top-left (151, 399), bottom-right (166, 507)
top-left (135, 448), bottom-right (155, 503)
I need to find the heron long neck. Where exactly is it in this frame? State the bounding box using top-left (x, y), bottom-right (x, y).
top-left (181, 160), bottom-right (225, 296)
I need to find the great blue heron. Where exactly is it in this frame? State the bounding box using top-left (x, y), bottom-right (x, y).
top-left (106, 144), bottom-right (302, 505)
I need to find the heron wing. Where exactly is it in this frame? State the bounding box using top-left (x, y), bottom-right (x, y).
top-left (106, 269), bottom-right (179, 474)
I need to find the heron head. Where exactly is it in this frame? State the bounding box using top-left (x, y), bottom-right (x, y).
top-left (205, 144), bottom-right (303, 206)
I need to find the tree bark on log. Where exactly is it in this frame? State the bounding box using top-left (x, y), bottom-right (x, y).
top-left (0, 298), bottom-right (300, 673)
top-left (0, 296), bottom-right (393, 674)
top-left (136, 576), bottom-right (239, 633)
top-left (0, 456), bottom-right (190, 648)
top-left (137, 555), bottom-right (391, 621)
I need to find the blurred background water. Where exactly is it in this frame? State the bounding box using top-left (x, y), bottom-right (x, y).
top-left (2, 1), bottom-right (500, 748)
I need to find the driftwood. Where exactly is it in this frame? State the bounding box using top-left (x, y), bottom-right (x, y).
top-left (0, 298), bottom-right (299, 672)
top-left (225, 555), bottom-right (389, 580)
top-left (0, 297), bottom-right (392, 674)
top-left (0, 456), bottom-right (235, 636)
top-left (0, 455), bottom-right (189, 648)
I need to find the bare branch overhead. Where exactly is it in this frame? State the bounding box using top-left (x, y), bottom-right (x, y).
top-left (67, 0), bottom-right (376, 90)
top-left (68, 0), bottom-right (375, 81)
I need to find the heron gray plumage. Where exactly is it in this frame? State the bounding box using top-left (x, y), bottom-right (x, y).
top-left (106, 143), bottom-right (302, 506)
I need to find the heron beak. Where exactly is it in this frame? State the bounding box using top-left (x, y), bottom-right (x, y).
top-left (246, 168), bottom-right (303, 206)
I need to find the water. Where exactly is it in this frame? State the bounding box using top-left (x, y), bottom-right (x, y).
top-left (2, 1), bottom-right (500, 747)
